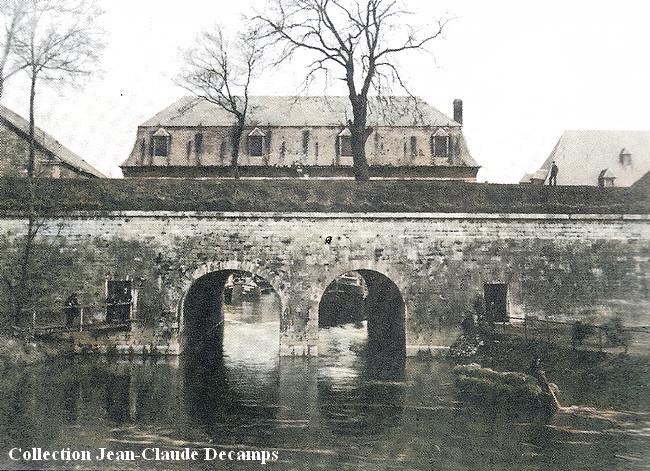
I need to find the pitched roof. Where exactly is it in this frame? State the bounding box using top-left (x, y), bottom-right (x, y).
top-left (632, 170), bottom-right (650, 193)
top-left (141, 96), bottom-right (461, 128)
top-left (523, 130), bottom-right (650, 187)
top-left (0, 104), bottom-right (106, 178)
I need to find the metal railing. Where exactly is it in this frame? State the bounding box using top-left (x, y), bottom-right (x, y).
top-left (4, 302), bottom-right (135, 337)
top-left (485, 316), bottom-right (650, 354)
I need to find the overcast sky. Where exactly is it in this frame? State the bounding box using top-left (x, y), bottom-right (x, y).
top-left (1, 0), bottom-right (648, 182)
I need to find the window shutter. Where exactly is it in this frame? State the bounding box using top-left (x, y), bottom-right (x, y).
top-left (430, 135), bottom-right (434, 156)
top-left (149, 134), bottom-right (154, 157)
top-left (335, 136), bottom-right (340, 157)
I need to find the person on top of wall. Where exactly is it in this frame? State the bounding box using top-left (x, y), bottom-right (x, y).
top-left (548, 161), bottom-right (559, 186)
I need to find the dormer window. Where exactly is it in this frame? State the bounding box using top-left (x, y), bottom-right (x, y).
top-left (431, 129), bottom-right (450, 158)
top-left (247, 127), bottom-right (265, 156)
top-left (152, 128), bottom-right (171, 157)
top-left (337, 128), bottom-right (353, 157)
top-left (619, 148), bottom-right (632, 166)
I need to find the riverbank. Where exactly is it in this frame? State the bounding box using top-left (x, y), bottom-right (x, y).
top-left (0, 336), bottom-right (71, 370)
top-left (451, 331), bottom-right (650, 412)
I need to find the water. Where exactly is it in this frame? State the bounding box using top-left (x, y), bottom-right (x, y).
top-left (0, 295), bottom-right (649, 470)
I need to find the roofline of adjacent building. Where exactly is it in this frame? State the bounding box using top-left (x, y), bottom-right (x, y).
top-left (0, 108), bottom-right (107, 178)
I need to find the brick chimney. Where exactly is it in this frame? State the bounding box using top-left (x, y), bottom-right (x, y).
top-left (453, 99), bottom-right (463, 125)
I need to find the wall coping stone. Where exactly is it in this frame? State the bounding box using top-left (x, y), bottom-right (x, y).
top-left (0, 211), bottom-right (648, 221)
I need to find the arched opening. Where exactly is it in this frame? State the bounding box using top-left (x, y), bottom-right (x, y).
top-left (181, 269), bottom-right (281, 362)
top-left (318, 270), bottom-right (406, 374)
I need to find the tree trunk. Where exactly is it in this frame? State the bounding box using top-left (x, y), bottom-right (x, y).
top-left (14, 72), bottom-right (39, 327)
top-left (27, 71), bottom-right (36, 177)
top-left (350, 98), bottom-right (370, 181)
top-left (0, 34), bottom-right (11, 100)
top-left (230, 119), bottom-right (244, 179)
top-left (14, 213), bottom-right (36, 328)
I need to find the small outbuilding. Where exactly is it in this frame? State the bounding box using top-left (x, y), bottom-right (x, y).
top-left (521, 130), bottom-right (650, 187)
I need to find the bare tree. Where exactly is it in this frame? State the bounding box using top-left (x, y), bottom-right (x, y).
top-left (180, 26), bottom-right (265, 179)
top-left (256, 0), bottom-right (448, 181)
top-left (0, 0), bottom-right (28, 99)
top-left (6, 0), bottom-right (104, 328)
top-left (13, 0), bottom-right (104, 177)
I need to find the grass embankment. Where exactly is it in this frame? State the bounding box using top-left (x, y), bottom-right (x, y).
top-left (455, 332), bottom-right (650, 412)
top-left (0, 177), bottom-right (648, 214)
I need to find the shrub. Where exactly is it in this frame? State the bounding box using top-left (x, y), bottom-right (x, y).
top-left (453, 363), bottom-right (557, 415)
top-left (0, 337), bottom-right (44, 370)
top-left (571, 321), bottom-right (595, 349)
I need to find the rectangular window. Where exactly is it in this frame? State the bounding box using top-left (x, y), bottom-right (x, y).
top-left (106, 280), bottom-right (132, 324)
top-left (302, 130), bottom-right (310, 155)
top-left (219, 140), bottom-right (227, 161)
top-left (484, 283), bottom-right (508, 322)
top-left (195, 133), bottom-right (204, 155)
top-left (339, 136), bottom-right (353, 157)
top-left (433, 136), bottom-right (449, 157)
top-left (410, 136), bottom-right (417, 157)
top-left (247, 135), bottom-right (264, 156)
top-left (153, 136), bottom-right (169, 157)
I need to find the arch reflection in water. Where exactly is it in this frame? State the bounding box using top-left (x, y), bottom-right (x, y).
top-left (181, 270), bottom-right (282, 442)
top-left (318, 270), bottom-right (407, 437)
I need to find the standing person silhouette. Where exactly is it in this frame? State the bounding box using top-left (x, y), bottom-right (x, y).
top-left (64, 293), bottom-right (80, 327)
top-left (548, 161), bottom-right (559, 186)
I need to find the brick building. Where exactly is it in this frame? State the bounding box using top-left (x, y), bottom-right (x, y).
top-left (121, 96), bottom-right (480, 179)
top-left (0, 105), bottom-right (105, 178)
top-left (521, 130), bottom-right (650, 187)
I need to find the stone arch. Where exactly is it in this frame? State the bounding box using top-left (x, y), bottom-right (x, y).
top-left (177, 260), bottom-right (289, 352)
top-left (314, 263), bottom-right (407, 358)
top-left (310, 261), bottom-right (409, 322)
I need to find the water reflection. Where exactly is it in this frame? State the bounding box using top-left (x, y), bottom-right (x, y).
top-left (318, 323), bottom-right (405, 438)
top-left (182, 293), bottom-right (282, 443)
